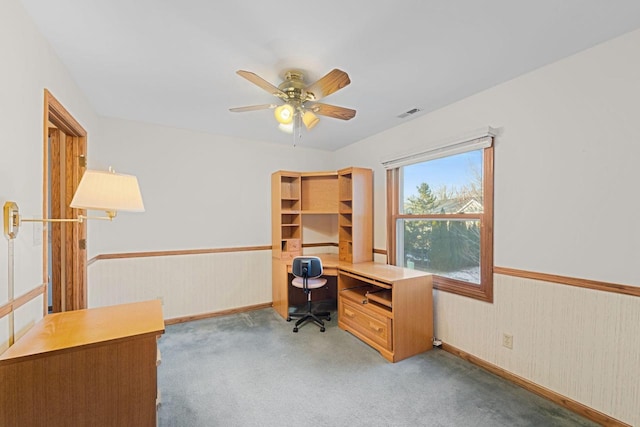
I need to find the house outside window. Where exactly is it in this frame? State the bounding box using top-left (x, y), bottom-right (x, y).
top-left (385, 134), bottom-right (494, 302)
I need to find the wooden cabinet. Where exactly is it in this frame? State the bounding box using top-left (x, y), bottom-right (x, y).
top-left (338, 263), bottom-right (433, 362)
top-left (0, 300), bottom-right (165, 427)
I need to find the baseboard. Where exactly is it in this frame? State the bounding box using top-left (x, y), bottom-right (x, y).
top-left (441, 343), bottom-right (629, 427)
top-left (164, 302), bottom-right (273, 325)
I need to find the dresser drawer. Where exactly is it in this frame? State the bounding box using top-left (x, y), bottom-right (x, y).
top-left (340, 298), bottom-right (392, 351)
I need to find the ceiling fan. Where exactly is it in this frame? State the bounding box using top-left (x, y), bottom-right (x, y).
top-left (229, 68), bottom-right (356, 133)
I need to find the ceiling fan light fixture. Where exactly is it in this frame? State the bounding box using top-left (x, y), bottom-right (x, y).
top-left (278, 122), bottom-right (294, 134)
top-left (274, 103), bottom-right (294, 124)
top-left (232, 68), bottom-right (355, 136)
top-left (302, 110), bottom-right (319, 129)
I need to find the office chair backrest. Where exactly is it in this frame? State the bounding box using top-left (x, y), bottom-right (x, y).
top-left (292, 256), bottom-right (323, 279)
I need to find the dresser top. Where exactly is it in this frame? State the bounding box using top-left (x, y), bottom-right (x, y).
top-left (0, 300), bottom-right (164, 363)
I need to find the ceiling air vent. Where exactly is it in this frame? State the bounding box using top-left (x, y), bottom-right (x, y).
top-left (397, 108), bottom-right (421, 119)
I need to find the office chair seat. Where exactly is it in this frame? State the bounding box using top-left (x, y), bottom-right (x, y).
top-left (292, 277), bottom-right (327, 290)
top-left (287, 256), bottom-right (331, 332)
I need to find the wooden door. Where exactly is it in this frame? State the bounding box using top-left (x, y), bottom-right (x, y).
top-left (44, 90), bottom-right (87, 312)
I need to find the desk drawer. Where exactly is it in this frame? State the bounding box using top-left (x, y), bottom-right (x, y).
top-left (340, 298), bottom-right (392, 351)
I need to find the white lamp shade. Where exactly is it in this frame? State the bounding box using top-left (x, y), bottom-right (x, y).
top-left (70, 169), bottom-right (145, 212)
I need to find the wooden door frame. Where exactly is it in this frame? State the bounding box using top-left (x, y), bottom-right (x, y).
top-left (43, 89), bottom-right (87, 313)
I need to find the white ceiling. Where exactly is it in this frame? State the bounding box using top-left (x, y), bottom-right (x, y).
top-left (19, 0), bottom-right (640, 151)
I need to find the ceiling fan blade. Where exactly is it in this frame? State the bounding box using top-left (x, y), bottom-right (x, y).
top-left (309, 103), bottom-right (356, 120)
top-left (305, 69), bottom-right (351, 101)
top-left (229, 104), bottom-right (278, 112)
top-left (236, 70), bottom-right (286, 98)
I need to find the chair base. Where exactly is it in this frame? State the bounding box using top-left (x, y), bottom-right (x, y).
top-left (287, 309), bottom-right (331, 332)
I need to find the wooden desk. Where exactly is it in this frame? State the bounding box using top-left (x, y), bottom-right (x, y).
top-left (0, 300), bottom-right (165, 427)
top-left (337, 261), bottom-right (433, 362)
top-left (273, 254), bottom-right (433, 362)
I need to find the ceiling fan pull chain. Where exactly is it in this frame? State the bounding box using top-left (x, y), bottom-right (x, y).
top-left (292, 112), bottom-right (301, 147)
top-left (292, 121), bottom-right (296, 148)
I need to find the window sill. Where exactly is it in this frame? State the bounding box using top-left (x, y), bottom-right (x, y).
top-left (433, 275), bottom-right (493, 303)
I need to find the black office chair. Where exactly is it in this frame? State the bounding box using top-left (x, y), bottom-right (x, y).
top-left (286, 256), bottom-right (331, 332)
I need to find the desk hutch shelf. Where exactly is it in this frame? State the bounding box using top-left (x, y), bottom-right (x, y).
top-left (272, 172), bottom-right (302, 259)
top-left (271, 168), bottom-right (372, 264)
top-left (338, 167), bottom-right (372, 263)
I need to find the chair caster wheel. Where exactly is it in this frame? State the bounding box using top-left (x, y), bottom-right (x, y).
top-left (293, 327), bottom-right (298, 333)
top-left (286, 317), bottom-right (291, 322)
top-left (320, 327), bottom-right (325, 332)
top-left (326, 316), bottom-right (331, 321)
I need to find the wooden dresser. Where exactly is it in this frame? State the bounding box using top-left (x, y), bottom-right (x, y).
top-left (0, 300), bottom-right (165, 427)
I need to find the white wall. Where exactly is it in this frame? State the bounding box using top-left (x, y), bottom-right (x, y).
top-left (88, 117), bottom-right (335, 256)
top-left (0, 0), bottom-right (99, 349)
top-left (335, 28), bottom-right (640, 425)
top-left (336, 29), bottom-right (639, 285)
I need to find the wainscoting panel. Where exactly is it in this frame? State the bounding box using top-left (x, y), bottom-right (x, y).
top-left (0, 294), bottom-right (44, 353)
top-left (88, 250), bottom-right (273, 320)
top-left (434, 274), bottom-right (640, 426)
top-left (13, 295), bottom-right (43, 342)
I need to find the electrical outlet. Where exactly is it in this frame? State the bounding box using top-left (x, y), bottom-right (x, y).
top-left (502, 333), bottom-right (513, 349)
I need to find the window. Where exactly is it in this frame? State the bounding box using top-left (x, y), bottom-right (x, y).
top-left (386, 140), bottom-right (494, 302)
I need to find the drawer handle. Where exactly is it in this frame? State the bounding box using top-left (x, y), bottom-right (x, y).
top-left (344, 308), bottom-right (356, 318)
top-left (369, 322), bottom-right (383, 333)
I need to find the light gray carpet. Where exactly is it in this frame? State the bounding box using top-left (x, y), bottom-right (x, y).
top-left (157, 306), bottom-right (598, 427)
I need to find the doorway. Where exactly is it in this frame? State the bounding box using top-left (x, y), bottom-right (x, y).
top-left (43, 89), bottom-right (87, 313)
